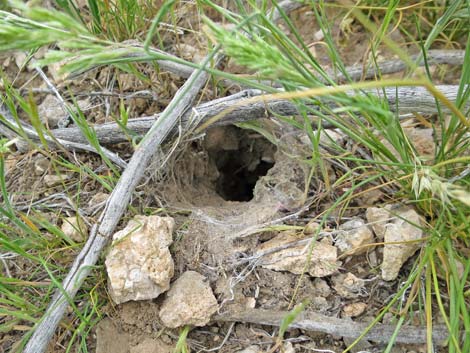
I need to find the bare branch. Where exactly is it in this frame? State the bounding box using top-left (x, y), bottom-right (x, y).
top-left (0, 105), bottom-right (127, 168)
top-left (216, 308), bottom-right (449, 345)
top-left (49, 84), bottom-right (468, 145)
top-left (22, 53), bottom-right (220, 353)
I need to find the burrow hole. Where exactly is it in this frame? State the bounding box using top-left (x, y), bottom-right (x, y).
top-left (204, 126), bottom-right (276, 202)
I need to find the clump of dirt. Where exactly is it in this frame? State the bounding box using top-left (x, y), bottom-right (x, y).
top-left (98, 121), bottom-right (436, 353)
top-left (98, 124), bottom-right (319, 352)
top-left (161, 125), bottom-right (310, 271)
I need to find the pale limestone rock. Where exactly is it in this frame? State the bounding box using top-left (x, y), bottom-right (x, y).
top-left (175, 43), bottom-right (205, 63)
top-left (159, 271), bottom-right (218, 328)
top-left (255, 232), bottom-right (339, 277)
top-left (37, 95), bottom-right (67, 128)
top-left (314, 29), bottom-right (324, 41)
top-left (245, 297), bottom-right (256, 309)
top-left (312, 278), bottom-right (331, 297)
top-left (2, 55), bottom-right (10, 68)
top-left (380, 126), bottom-right (435, 164)
top-left (342, 302), bottom-right (367, 317)
top-left (303, 220), bottom-right (320, 235)
top-left (88, 192), bottom-right (109, 211)
top-left (14, 51), bottom-right (28, 70)
top-left (105, 215), bottom-right (175, 304)
top-left (335, 218), bottom-right (374, 255)
top-left (61, 216), bottom-right (88, 242)
top-left (332, 272), bottom-right (365, 299)
top-left (300, 129), bottom-right (344, 148)
top-left (283, 342), bottom-right (295, 353)
top-left (37, 95), bottom-right (89, 128)
top-left (44, 174), bottom-right (70, 187)
top-left (407, 127), bottom-right (435, 161)
top-left (365, 206), bottom-right (393, 240)
top-left (319, 128), bottom-right (345, 146)
top-left (381, 206), bottom-right (423, 281)
top-left (311, 296), bottom-right (329, 313)
top-left (34, 155), bottom-right (49, 175)
top-left (47, 62), bottom-right (68, 83)
top-left (355, 187), bottom-right (383, 206)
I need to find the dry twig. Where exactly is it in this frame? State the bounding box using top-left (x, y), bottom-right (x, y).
top-left (47, 84), bottom-right (468, 146)
top-left (216, 308), bottom-right (449, 345)
top-left (22, 53), bottom-right (220, 353)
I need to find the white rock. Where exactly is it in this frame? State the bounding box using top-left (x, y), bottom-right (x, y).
top-left (34, 155), bottom-right (49, 175)
top-left (320, 128), bottom-right (345, 146)
top-left (332, 272), bottom-right (365, 299)
top-left (14, 51), bottom-right (28, 70)
top-left (38, 95), bottom-right (67, 128)
top-left (381, 206), bottom-right (423, 281)
top-left (379, 127), bottom-right (435, 164)
top-left (335, 218), bottom-right (374, 255)
top-left (342, 302), bottom-right (367, 317)
top-left (159, 271), bottom-right (218, 328)
top-left (299, 129), bottom-right (344, 148)
top-left (255, 232), bottom-right (339, 277)
top-left (37, 95), bottom-right (89, 128)
top-left (105, 215), bottom-right (175, 304)
top-left (47, 62), bottom-right (68, 83)
top-left (2, 55), bottom-right (10, 68)
top-left (88, 192), bottom-right (109, 207)
top-left (245, 297), bottom-right (256, 309)
top-left (44, 174), bottom-right (70, 187)
top-left (283, 342), bottom-right (295, 353)
top-left (312, 278), bottom-right (331, 297)
top-left (406, 127), bottom-right (435, 162)
top-left (314, 29), bottom-right (324, 41)
top-left (311, 296), bottom-right (329, 312)
top-left (303, 220), bottom-right (320, 235)
top-left (61, 216), bottom-right (88, 242)
top-left (365, 206), bottom-right (393, 240)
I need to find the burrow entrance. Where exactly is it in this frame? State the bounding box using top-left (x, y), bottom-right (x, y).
top-left (204, 126), bottom-right (276, 202)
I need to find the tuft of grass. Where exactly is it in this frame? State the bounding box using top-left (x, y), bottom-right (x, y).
top-left (173, 325), bottom-right (190, 353)
top-left (0, 133), bottom-right (109, 351)
top-left (55, 0), bottom-right (161, 42)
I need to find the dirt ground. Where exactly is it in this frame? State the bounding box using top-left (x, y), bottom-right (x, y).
top-left (0, 2), bottom-right (465, 353)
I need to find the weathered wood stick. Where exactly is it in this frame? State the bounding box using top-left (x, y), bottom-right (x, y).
top-left (330, 49), bottom-right (465, 83)
top-left (22, 54), bottom-right (218, 353)
top-left (2, 50), bottom-right (465, 155)
top-left (216, 308), bottom-right (449, 345)
top-left (0, 106), bottom-right (127, 168)
top-left (25, 49), bottom-right (466, 97)
top-left (69, 37), bottom-right (464, 85)
top-left (50, 85), bottom-right (468, 145)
